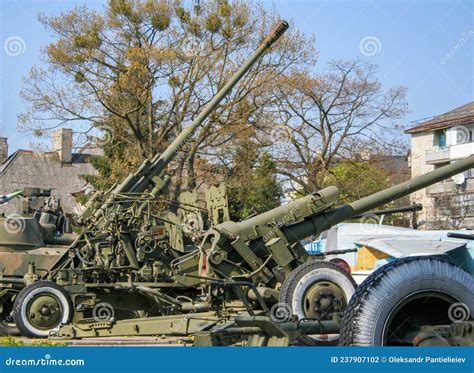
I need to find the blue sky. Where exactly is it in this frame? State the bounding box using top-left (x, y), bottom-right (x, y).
top-left (0, 0), bottom-right (472, 153)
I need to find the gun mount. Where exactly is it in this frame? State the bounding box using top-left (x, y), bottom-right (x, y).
top-left (186, 158), bottom-right (474, 347)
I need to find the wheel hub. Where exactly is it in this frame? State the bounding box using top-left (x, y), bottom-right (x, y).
top-left (304, 281), bottom-right (345, 319)
top-left (27, 294), bottom-right (62, 330)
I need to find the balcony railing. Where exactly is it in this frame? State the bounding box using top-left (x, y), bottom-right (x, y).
top-left (425, 147), bottom-right (451, 164)
top-left (425, 143), bottom-right (474, 165)
top-left (426, 178), bottom-right (474, 195)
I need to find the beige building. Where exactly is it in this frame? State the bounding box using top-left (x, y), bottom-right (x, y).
top-left (406, 101), bottom-right (474, 229)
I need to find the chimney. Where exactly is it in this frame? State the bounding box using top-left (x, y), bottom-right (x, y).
top-left (53, 128), bottom-right (72, 163)
top-left (0, 137), bottom-right (8, 164)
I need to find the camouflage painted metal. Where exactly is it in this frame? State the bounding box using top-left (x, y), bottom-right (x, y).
top-left (206, 184), bottom-right (230, 226)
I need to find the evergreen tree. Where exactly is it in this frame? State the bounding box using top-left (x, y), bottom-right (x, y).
top-left (228, 152), bottom-right (282, 220)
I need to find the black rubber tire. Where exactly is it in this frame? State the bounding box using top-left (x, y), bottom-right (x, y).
top-left (0, 324), bottom-right (19, 336)
top-left (339, 256), bottom-right (474, 346)
top-left (13, 281), bottom-right (73, 338)
top-left (279, 260), bottom-right (357, 346)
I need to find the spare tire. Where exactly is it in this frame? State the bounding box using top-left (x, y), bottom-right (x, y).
top-left (339, 256), bottom-right (474, 346)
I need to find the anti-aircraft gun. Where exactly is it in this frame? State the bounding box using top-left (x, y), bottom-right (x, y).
top-left (195, 156), bottom-right (474, 283)
top-left (55, 153), bottom-right (474, 342)
top-left (0, 20), bottom-right (290, 338)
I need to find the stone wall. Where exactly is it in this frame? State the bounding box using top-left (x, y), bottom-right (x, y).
top-left (0, 138), bottom-right (8, 164)
top-left (409, 132), bottom-right (436, 226)
top-left (428, 191), bottom-right (474, 229)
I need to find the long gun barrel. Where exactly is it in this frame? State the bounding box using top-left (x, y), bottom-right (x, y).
top-left (351, 203), bottom-right (422, 219)
top-left (286, 155), bottom-right (474, 241)
top-left (447, 232), bottom-right (474, 240)
top-left (88, 20), bottom-right (289, 222)
top-left (122, 20), bottom-right (290, 196)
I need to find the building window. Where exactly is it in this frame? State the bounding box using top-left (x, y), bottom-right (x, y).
top-left (434, 129), bottom-right (447, 148)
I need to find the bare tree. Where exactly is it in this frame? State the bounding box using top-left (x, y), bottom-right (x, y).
top-left (431, 192), bottom-right (473, 230)
top-left (267, 60), bottom-right (408, 193)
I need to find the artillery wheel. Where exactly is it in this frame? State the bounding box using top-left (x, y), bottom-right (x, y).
top-left (13, 281), bottom-right (73, 338)
top-left (279, 260), bottom-right (357, 345)
top-left (339, 257), bottom-right (474, 346)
